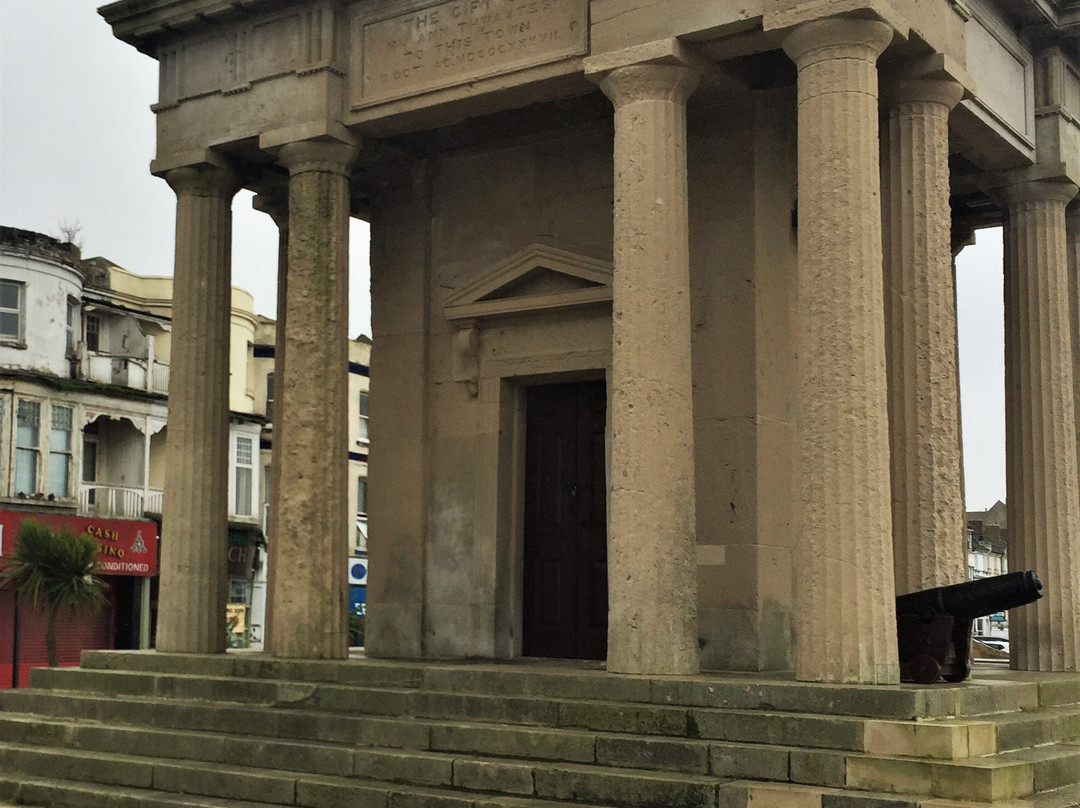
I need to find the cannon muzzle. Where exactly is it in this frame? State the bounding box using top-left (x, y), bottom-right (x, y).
top-left (896, 570), bottom-right (1043, 622)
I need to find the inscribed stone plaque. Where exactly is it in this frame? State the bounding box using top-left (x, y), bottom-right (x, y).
top-left (359, 0), bottom-right (587, 106)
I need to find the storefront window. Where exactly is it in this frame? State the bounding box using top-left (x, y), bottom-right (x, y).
top-left (15, 400), bottom-right (40, 494)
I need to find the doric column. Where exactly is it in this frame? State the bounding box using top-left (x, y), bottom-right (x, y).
top-left (158, 162), bottom-right (239, 653)
top-left (1002, 178), bottom-right (1080, 671)
top-left (598, 62), bottom-right (700, 675)
top-left (1067, 203), bottom-right (1080, 522)
top-left (252, 188), bottom-right (289, 654)
top-left (266, 139), bottom-right (358, 659)
top-left (783, 18), bottom-right (899, 684)
top-left (881, 78), bottom-right (966, 595)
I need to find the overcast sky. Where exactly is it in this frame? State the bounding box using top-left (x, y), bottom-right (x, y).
top-left (1, 0), bottom-right (1006, 508)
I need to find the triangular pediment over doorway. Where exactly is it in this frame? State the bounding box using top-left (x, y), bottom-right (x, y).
top-left (443, 244), bottom-right (613, 322)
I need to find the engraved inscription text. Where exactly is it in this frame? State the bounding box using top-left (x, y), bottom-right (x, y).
top-left (360, 0), bottom-right (587, 105)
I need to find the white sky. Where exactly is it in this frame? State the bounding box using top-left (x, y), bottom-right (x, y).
top-left (1, 0), bottom-right (1007, 508)
top-left (0, 0), bottom-right (372, 338)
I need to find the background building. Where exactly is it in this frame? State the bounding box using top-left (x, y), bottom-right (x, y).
top-left (967, 501), bottom-right (1010, 638)
top-left (0, 226), bottom-right (271, 682)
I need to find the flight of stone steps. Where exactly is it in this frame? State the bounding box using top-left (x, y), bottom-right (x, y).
top-left (1, 651), bottom-right (1080, 808)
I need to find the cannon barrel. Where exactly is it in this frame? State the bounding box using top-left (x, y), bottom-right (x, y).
top-left (896, 570), bottom-right (1043, 622)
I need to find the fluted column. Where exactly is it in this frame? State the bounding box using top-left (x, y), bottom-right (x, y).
top-left (1002, 179), bottom-right (1080, 671)
top-left (252, 189), bottom-right (289, 654)
top-left (598, 63), bottom-right (700, 675)
top-left (1067, 203), bottom-right (1080, 521)
top-left (267, 139), bottom-right (358, 659)
top-left (158, 163), bottom-right (239, 653)
top-left (882, 78), bottom-right (966, 595)
top-left (783, 18), bottom-right (899, 684)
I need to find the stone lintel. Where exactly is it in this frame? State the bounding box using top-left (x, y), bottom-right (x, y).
top-left (584, 38), bottom-right (696, 75)
top-left (996, 171), bottom-right (1079, 205)
top-left (991, 162), bottom-right (1080, 194)
top-left (260, 121), bottom-right (361, 156)
top-left (764, 0), bottom-right (909, 41)
top-left (584, 38), bottom-right (740, 94)
top-left (150, 149), bottom-right (235, 179)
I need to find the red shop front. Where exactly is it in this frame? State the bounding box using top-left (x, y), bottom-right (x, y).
top-left (0, 511), bottom-right (158, 688)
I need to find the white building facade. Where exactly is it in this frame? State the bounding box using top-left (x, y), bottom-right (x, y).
top-left (0, 227), bottom-right (264, 676)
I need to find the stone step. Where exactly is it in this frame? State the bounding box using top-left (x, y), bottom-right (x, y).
top-left (991, 705), bottom-right (1080, 752)
top-left (977, 671), bottom-right (1080, 711)
top-left (36, 664), bottom-right (1077, 763)
top-left (0, 771), bottom-right (627, 808)
top-left (844, 744), bottom-right (1080, 802)
top-left (77, 651), bottom-right (1045, 720)
top-left (10, 669), bottom-right (876, 750)
top-left (19, 666), bottom-right (1006, 758)
top-left (0, 740), bottom-right (721, 808)
top-left (1028, 781), bottom-right (1080, 808)
top-left (716, 780), bottom-right (1023, 808)
top-left (4, 700), bottom-right (1079, 804)
top-left (0, 773), bottom-right (286, 808)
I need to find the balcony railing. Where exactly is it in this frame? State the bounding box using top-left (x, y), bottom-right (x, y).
top-left (79, 484), bottom-right (163, 519)
top-left (83, 353), bottom-right (170, 394)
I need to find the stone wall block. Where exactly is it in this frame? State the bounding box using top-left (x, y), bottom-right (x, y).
top-left (883, 79), bottom-right (966, 595)
top-left (1003, 181), bottom-right (1080, 671)
top-left (267, 139), bottom-right (358, 659)
top-left (599, 63), bottom-right (700, 675)
top-left (783, 18), bottom-right (899, 684)
top-left (157, 164), bottom-right (239, 653)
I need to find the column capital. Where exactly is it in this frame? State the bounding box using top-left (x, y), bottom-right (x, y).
top-left (252, 186), bottom-right (290, 230)
top-left (997, 178), bottom-right (1079, 207)
top-left (782, 17), bottom-right (895, 68)
top-left (884, 77), bottom-right (964, 111)
top-left (598, 63), bottom-right (700, 110)
top-left (164, 162), bottom-right (240, 199)
top-left (277, 138), bottom-right (359, 177)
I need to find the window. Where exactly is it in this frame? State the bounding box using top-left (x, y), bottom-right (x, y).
top-left (357, 477), bottom-right (368, 516)
top-left (265, 373), bottom-right (275, 418)
top-left (66, 299), bottom-right (78, 356)
top-left (15, 400), bottom-right (40, 494)
top-left (82, 430), bottom-right (98, 506)
top-left (85, 314), bottom-right (101, 352)
top-left (0, 281), bottom-right (23, 342)
top-left (48, 405), bottom-right (73, 498)
top-left (0, 397), bottom-right (5, 492)
top-left (234, 436), bottom-right (253, 516)
top-left (358, 391), bottom-right (370, 445)
top-left (356, 476), bottom-right (368, 551)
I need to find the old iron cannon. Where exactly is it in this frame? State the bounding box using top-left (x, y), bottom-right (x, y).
top-left (896, 570), bottom-right (1043, 684)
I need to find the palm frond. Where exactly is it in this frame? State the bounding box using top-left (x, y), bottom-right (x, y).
top-left (0, 520), bottom-right (107, 613)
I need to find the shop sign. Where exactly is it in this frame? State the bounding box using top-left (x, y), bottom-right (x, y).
top-left (0, 510), bottom-right (158, 577)
top-left (226, 604), bottom-right (247, 635)
top-left (227, 532), bottom-right (256, 578)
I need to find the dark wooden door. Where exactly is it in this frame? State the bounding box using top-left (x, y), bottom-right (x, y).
top-left (522, 380), bottom-right (607, 660)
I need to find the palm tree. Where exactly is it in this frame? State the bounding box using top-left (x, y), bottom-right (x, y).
top-left (0, 520), bottom-right (107, 667)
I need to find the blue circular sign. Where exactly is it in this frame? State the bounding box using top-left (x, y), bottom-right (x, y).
top-left (351, 562), bottom-right (367, 579)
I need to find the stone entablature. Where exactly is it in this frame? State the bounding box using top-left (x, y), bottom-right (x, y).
top-left (100, 0), bottom-right (1063, 173)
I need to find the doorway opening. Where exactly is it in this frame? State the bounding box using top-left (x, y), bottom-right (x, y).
top-left (521, 379), bottom-right (607, 660)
